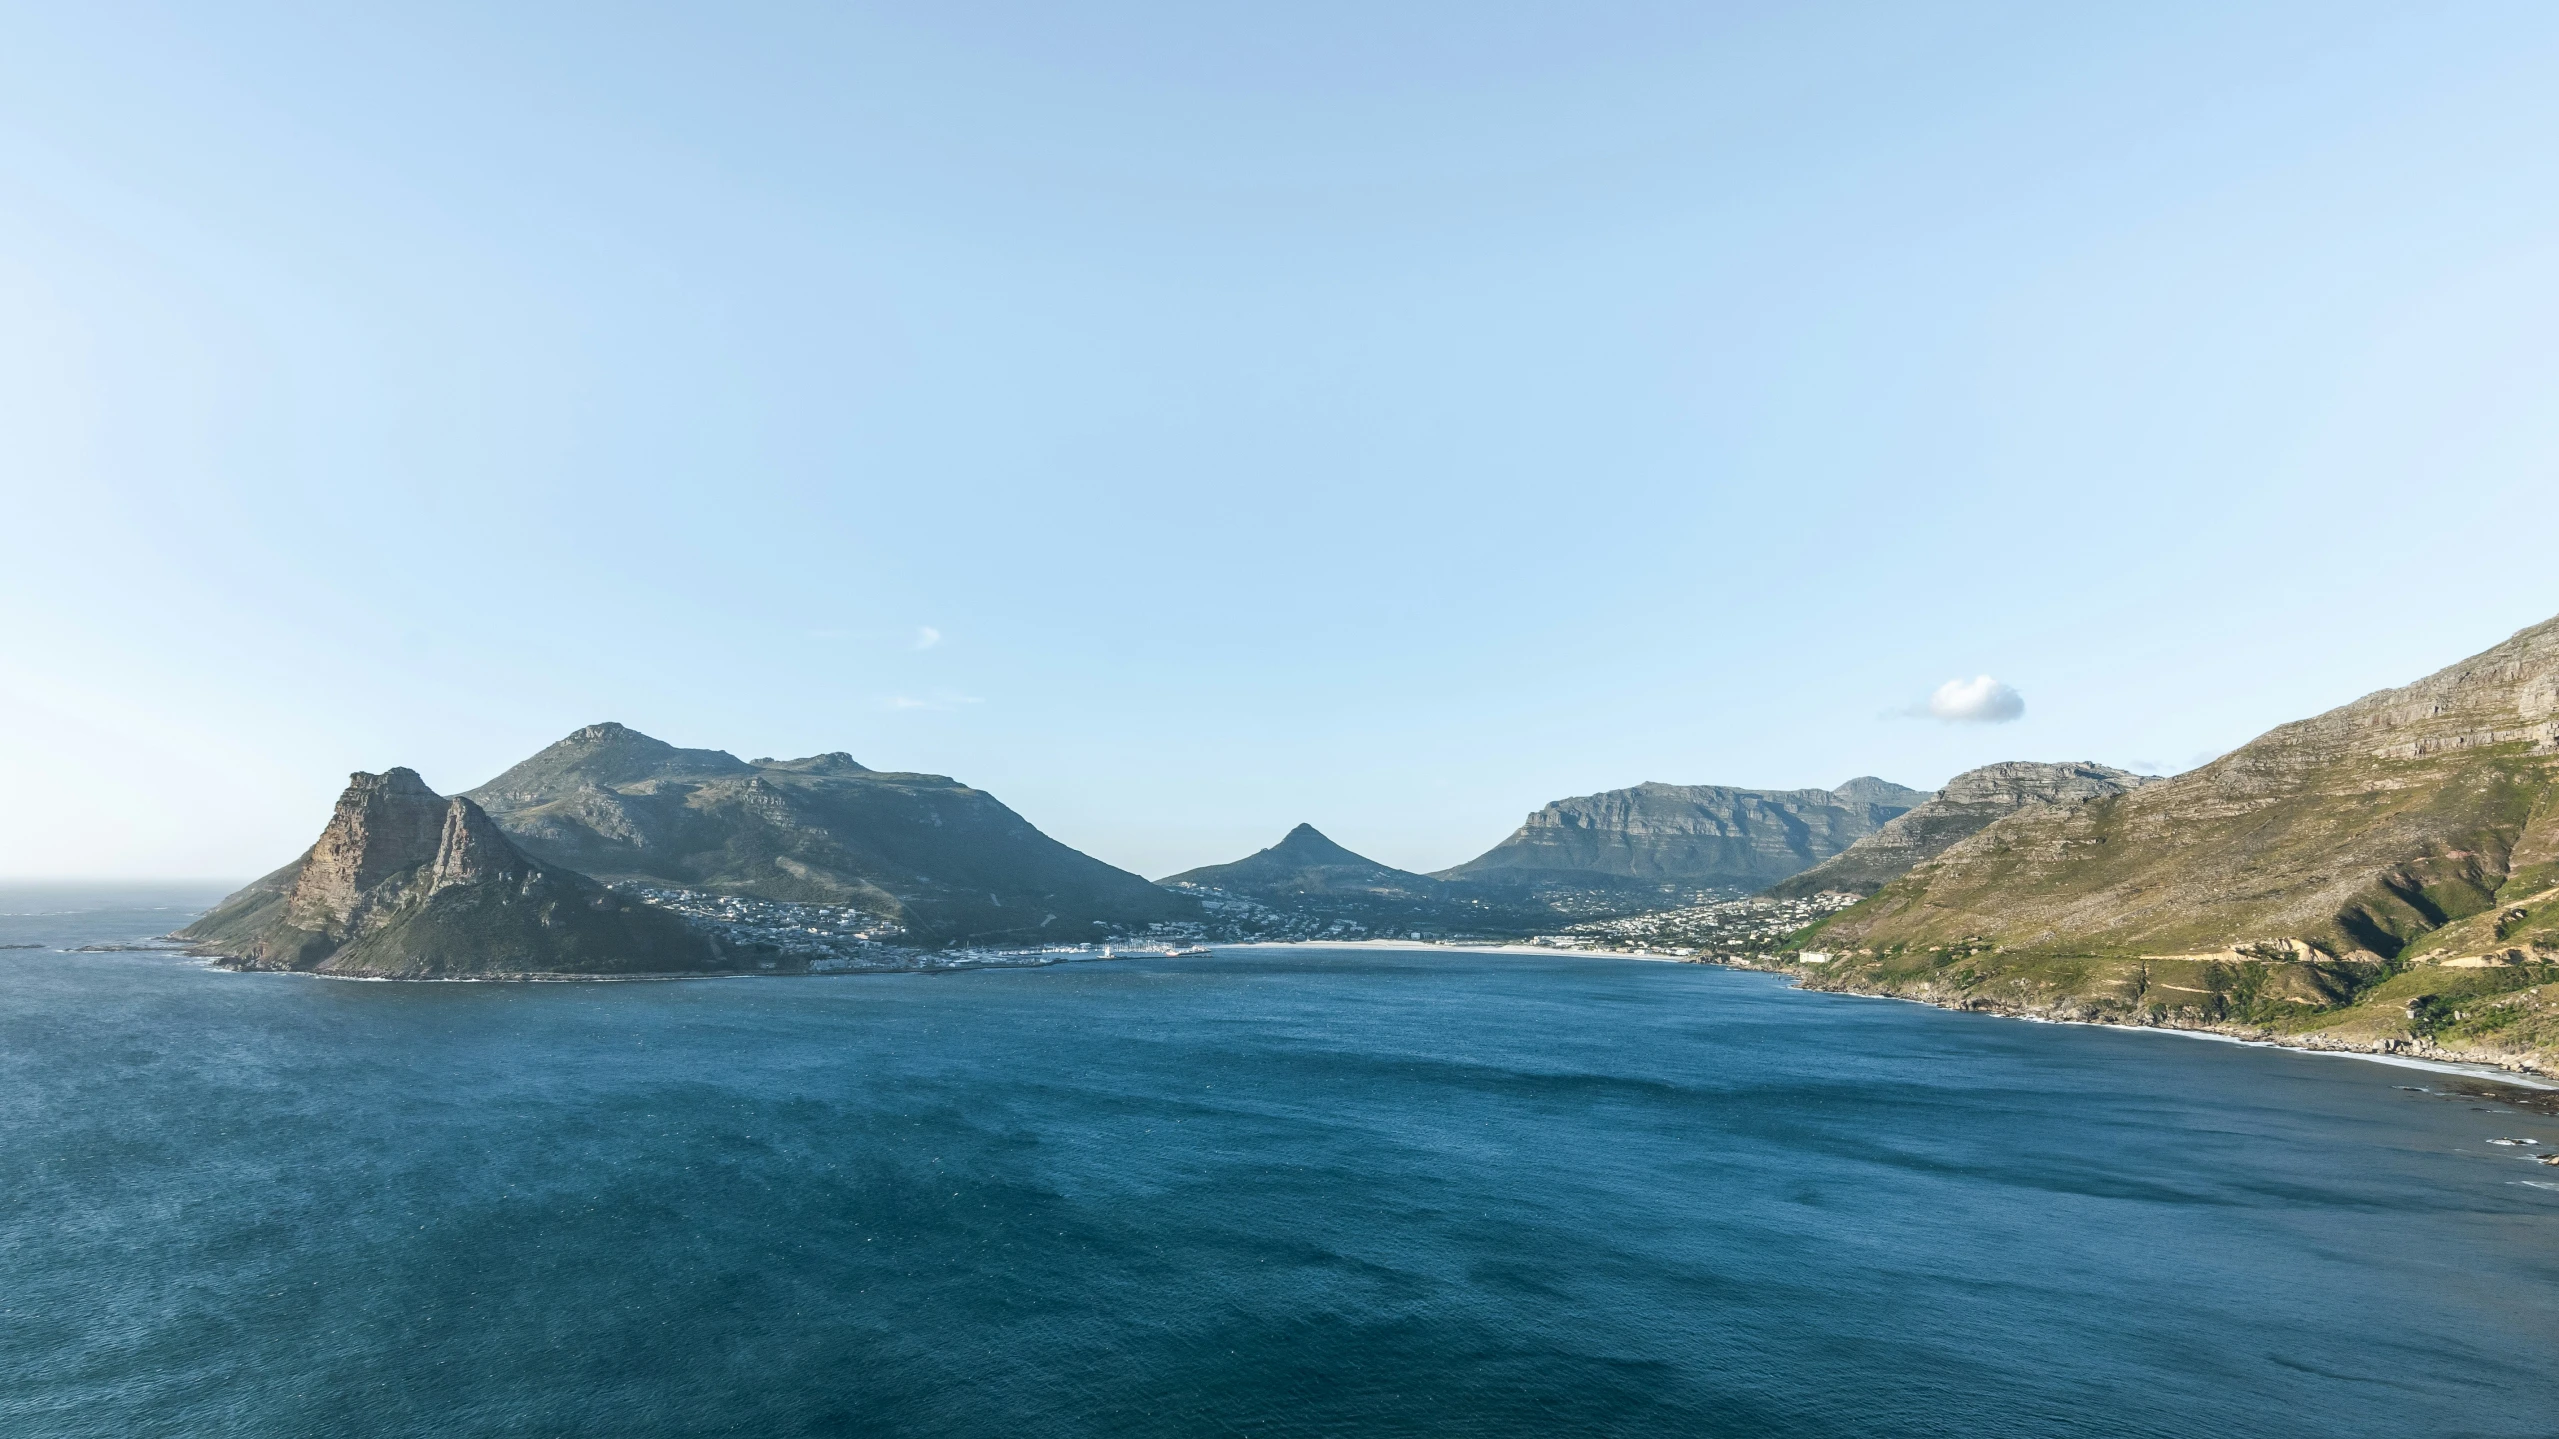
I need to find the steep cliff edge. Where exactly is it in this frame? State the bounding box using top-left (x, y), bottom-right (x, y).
top-left (181, 769), bottom-right (725, 978)
top-left (1767, 762), bottom-right (2153, 899)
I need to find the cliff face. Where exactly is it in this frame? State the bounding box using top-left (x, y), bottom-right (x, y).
top-left (464, 723), bottom-right (1191, 944)
top-left (1439, 778), bottom-right (1931, 893)
top-left (1793, 615), bottom-right (2559, 1075)
top-left (181, 768), bottom-right (724, 979)
top-left (1767, 762), bottom-right (2153, 899)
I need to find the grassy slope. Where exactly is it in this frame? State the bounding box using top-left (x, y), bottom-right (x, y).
top-left (310, 875), bottom-right (723, 979)
top-left (1785, 618), bottom-right (2559, 1073)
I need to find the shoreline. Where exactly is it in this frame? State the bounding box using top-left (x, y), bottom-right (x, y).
top-left (1221, 938), bottom-right (1676, 960)
top-left (1780, 967), bottom-right (2558, 1092)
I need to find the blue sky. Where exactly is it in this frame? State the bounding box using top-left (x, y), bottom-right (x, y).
top-left (5, 1), bottom-right (2557, 880)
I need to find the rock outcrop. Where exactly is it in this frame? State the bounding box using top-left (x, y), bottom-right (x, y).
top-left (1438, 777), bottom-right (1931, 895)
top-left (1767, 761), bottom-right (2153, 899)
top-left (463, 722), bottom-right (1192, 944)
top-left (181, 768), bottom-right (724, 978)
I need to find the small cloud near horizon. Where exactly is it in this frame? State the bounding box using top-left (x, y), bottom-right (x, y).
top-left (1896, 674), bottom-right (2025, 724)
top-left (912, 626), bottom-right (942, 650)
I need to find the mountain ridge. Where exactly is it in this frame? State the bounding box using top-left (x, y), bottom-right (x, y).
top-left (1767, 761), bottom-right (2153, 899)
top-left (1439, 777), bottom-right (1932, 894)
top-left (1794, 614), bottom-right (2559, 1074)
top-left (465, 723), bottom-right (1191, 944)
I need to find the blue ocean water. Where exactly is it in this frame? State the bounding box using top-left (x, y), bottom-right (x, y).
top-left (3, 886), bottom-right (2555, 1438)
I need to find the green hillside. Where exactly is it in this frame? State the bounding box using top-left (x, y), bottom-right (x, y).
top-left (1793, 615), bottom-right (2559, 1074)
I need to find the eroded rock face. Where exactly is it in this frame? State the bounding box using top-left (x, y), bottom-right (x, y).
top-left (285, 768), bottom-right (448, 935)
top-left (428, 795), bottom-right (521, 894)
top-left (1769, 762), bottom-right (2153, 899)
top-left (1439, 777), bottom-right (1932, 891)
top-left (181, 770), bottom-right (723, 979)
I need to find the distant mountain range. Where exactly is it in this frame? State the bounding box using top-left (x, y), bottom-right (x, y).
top-left (173, 603), bottom-right (2559, 1065)
top-left (1436, 777), bottom-right (1933, 900)
top-left (466, 722), bottom-right (1192, 944)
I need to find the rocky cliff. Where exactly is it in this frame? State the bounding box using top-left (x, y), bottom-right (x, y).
top-left (1767, 762), bottom-right (2153, 899)
top-left (1794, 614), bottom-right (2559, 1074)
top-left (464, 722), bottom-right (1191, 944)
top-left (1439, 777), bottom-right (1931, 895)
top-left (181, 769), bottom-right (724, 978)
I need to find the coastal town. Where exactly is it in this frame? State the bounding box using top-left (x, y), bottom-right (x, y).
top-left (618, 881), bottom-right (1859, 967)
top-left (1533, 891), bottom-right (1862, 961)
top-left (623, 886), bottom-right (1210, 970)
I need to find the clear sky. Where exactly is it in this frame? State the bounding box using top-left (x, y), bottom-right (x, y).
top-left (6, 1), bottom-right (2558, 882)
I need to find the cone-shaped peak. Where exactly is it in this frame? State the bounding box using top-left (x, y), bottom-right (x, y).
top-left (1267, 824), bottom-right (1373, 866)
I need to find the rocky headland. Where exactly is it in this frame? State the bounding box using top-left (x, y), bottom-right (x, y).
top-left (180, 769), bottom-right (729, 979)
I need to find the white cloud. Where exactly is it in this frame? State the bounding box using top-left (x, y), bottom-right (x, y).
top-left (1922, 675), bottom-right (2025, 724)
top-left (912, 625), bottom-right (942, 650)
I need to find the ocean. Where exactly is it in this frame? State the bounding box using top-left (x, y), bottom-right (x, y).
top-left (3, 885), bottom-right (2554, 1437)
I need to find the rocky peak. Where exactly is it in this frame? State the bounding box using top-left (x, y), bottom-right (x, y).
top-left (1936, 760), bottom-right (2151, 808)
top-left (1767, 761), bottom-right (2151, 899)
top-left (470, 723), bottom-right (754, 801)
top-left (1267, 823), bottom-right (1371, 866)
top-left (287, 768), bottom-right (450, 932)
top-left (1832, 776), bottom-right (1937, 809)
top-left (758, 752), bottom-right (872, 775)
top-left (430, 796), bottom-right (527, 893)
top-left (181, 762), bottom-right (726, 978)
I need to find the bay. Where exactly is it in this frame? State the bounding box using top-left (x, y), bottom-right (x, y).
top-left (3, 886), bottom-right (2553, 1437)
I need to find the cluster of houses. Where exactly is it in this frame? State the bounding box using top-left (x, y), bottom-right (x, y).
top-left (1532, 891), bottom-right (1861, 960)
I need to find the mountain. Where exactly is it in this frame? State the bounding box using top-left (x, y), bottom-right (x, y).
top-left (179, 769), bottom-right (723, 978)
top-left (463, 722), bottom-right (1190, 944)
top-left (1161, 823), bottom-right (1551, 938)
top-left (1162, 823), bottom-right (1442, 899)
top-left (1439, 778), bottom-right (1933, 897)
top-left (1766, 762), bottom-right (2154, 899)
top-left (1797, 615), bottom-right (2559, 1074)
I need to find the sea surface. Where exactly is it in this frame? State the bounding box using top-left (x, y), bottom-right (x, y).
top-left (4, 885), bottom-right (2556, 1438)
